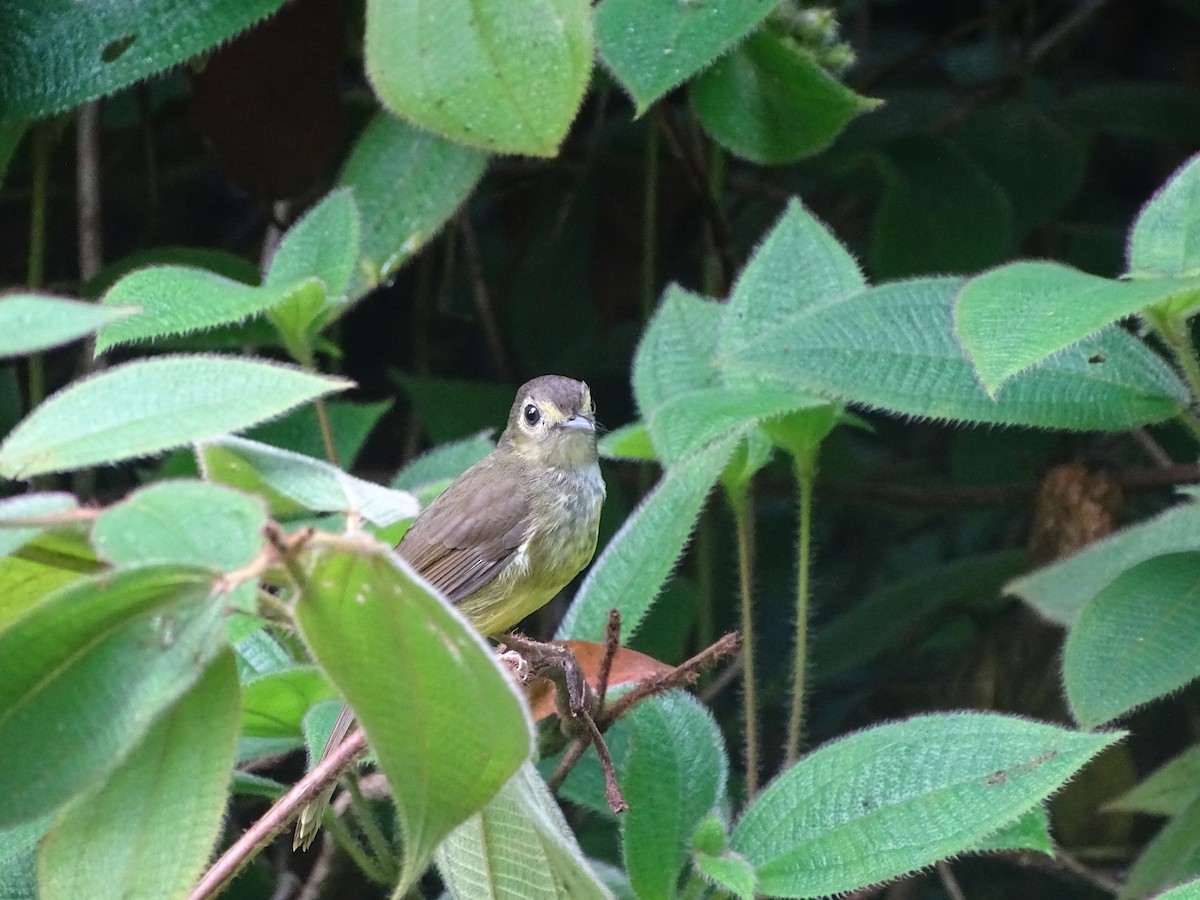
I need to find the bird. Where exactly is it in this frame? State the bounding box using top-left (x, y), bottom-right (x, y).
top-left (294, 374), bottom-right (605, 850)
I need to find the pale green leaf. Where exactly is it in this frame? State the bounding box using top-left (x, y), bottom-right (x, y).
top-left (198, 435), bottom-right (418, 526)
top-left (436, 761), bottom-right (614, 900)
top-left (955, 262), bottom-right (1200, 394)
top-left (595, 0), bottom-right (776, 113)
top-left (0, 0), bottom-right (288, 119)
top-left (720, 199), bottom-right (865, 384)
top-left (1120, 794), bottom-right (1200, 900)
top-left (1129, 152), bottom-right (1200, 280)
top-left (0, 294), bottom-right (136, 359)
top-left (92, 480), bottom-right (267, 571)
top-left (1008, 494), bottom-right (1200, 626)
top-left (241, 666), bottom-right (336, 740)
top-left (622, 693), bottom-right (728, 900)
top-left (293, 536), bottom-right (531, 894)
top-left (598, 421), bottom-right (657, 462)
top-left (339, 113), bottom-right (488, 298)
top-left (0, 355), bottom-right (351, 479)
top-left (0, 492), bottom-right (77, 559)
top-left (694, 849), bottom-right (756, 900)
top-left (266, 187), bottom-right (361, 299)
top-left (0, 813), bottom-right (51, 900)
top-left (973, 807), bottom-right (1053, 855)
top-left (731, 713), bottom-right (1119, 898)
top-left (392, 430), bottom-right (495, 504)
top-left (720, 277), bottom-right (1188, 430)
top-left (0, 553), bottom-right (87, 634)
top-left (1158, 877), bottom-right (1200, 900)
top-left (1064, 553), bottom-right (1200, 729)
top-left (648, 386), bottom-right (823, 466)
top-left (365, 0), bottom-right (592, 156)
top-left (39, 647), bottom-right (239, 900)
top-left (1106, 744), bottom-right (1200, 816)
top-left (96, 266), bottom-right (317, 353)
top-left (0, 566), bottom-right (222, 828)
top-left (691, 33), bottom-right (879, 164)
top-left (633, 285), bottom-right (722, 418)
top-left (557, 433), bottom-right (741, 642)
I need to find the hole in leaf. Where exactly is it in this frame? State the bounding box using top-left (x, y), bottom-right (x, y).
top-left (101, 35), bottom-right (137, 63)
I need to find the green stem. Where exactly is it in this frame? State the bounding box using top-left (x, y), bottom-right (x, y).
top-left (314, 396), bottom-right (340, 467)
top-left (641, 120), bottom-right (660, 322)
top-left (26, 124), bottom-right (51, 412)
top-left (728, 482), bottom-right (760, 798)
top-left (1151, 314), bottom-right (1200, 444)
top-left (324, 809), bottom-right (391, 885)
top-left (785, 457), bottom-right (816, 765)
top-left (345, 774), bottom-right (398, 883)
top-left (701, 145), bottom-right (726, 297)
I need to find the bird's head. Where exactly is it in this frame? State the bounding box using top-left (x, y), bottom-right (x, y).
top-left (499, 375), bottom-right (598, 470)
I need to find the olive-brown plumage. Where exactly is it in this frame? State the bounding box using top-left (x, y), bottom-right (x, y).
top-left (294, 374), bottom-right (604, 849)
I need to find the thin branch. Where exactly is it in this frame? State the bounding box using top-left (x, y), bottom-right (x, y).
top-left (580, 707), bottom-right (627, 813)
top-left (596, 610), bottom-right (621, 714)
top-left (189, 728), bottom-right (369, 900)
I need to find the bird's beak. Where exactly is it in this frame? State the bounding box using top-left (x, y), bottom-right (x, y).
top-left (561, 415), bottom-right (595, 432)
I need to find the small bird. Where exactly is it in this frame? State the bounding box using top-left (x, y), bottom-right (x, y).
top-left (294, 374), bottom-right (605, 850)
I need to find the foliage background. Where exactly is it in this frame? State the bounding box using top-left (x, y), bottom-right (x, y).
top-left (4, 0), bottom-right (1200, 898)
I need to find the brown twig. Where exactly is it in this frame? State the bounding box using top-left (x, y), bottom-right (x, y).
top-left (580, 706), bottom-right (628, 813)
top-left (596, 610), bottom-right (622, 714)
top-left (189, 728), bottom-right (369, 900)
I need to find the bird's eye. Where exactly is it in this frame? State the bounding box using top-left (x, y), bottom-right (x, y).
top-left (523, 404), bottom-right (540, 427)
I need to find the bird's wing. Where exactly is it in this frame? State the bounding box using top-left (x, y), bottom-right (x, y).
top-left (397, 456), bottom-right (530, 604)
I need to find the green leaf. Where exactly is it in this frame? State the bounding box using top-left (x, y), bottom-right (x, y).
top-left (247, 399), bottom-right (391, 467)
top-left (1063, 553), bottom-right (1200, 729)
top-left (364, 0), bottom-right (591, 157)
top-left (1159, 877), bottom-right (1200, 900)
top-left (96, 266), bottom-right (318, 353)
top-left (974, 807), bottom-right (1053, 855)
top-left (0, 294), bottom-right (136, 359)
top-left (436, 761), bottom-right (614, 900)
top-left (339, 113), bottom-right (488, 298)
top-left (0, 553), bottom-right (88, 634)
top-left (198, 435), bottom-right (418, 526)
top-left (0, 355), bottom-right (351, 479)
top-left (721, 199), bottom-right (865, 378)
top-left (293, 536), bottom-right (532, 894)
top-left (1120, 794), bottom-right (1200, 900)
top-left (633, 286), bottom-right (722, 418)
top-left (691, 33), bottom-right (879, 165)
top-left (595, 0), bottom-right (776, 113)
top-left (694, 840), bottom-right (756, 900)
top-left (955, 262), bottom-right (1199, 394)
top-left (267, 187), bottom-right (360, 300)
top-left (557, 433), bottom-right (740, 642)
top-left (1059, 82), bottom-right (1200, 142)
top-left (649, 386), bottom-right (824, 465)
top-left (1008, 495), bottom-right (1200, 626)
top-left (953, 102), bottom-right (1085, 236)
top-left (38, 647), bottom-right (239, 900)
top-left (1129, 153), bottom-right (1200, 280)
top-left (0, 492), bottom-right (77, 559)
top-left (241, 666), bottom-right (336, 739)
top-left (812, 550), bottom-right (1027, 681)
top-left (598, 421), bottom-right (657, 462)
top-left (266, 187), bottom-right (362, 359)
top-left (0, 813), bottom-right (51, 900)
top-left (398, 375), bottom-right (515, 443)
top-left (83, 246), bottom-right (260, 299)
top-left (730, 713), bottom-right (1120, 898)
top-left (0, 566), bottom-right (223, 828)
top-left (622, 693), bottom-right (728, 900)
top-left (871, 135), bottom-right (1012, 278)
top-left (1106, 744), bottom-right (1200, 816)
top-left (391, 430), bottom-right (495, 504)
top-left (92, 480), bottom-right (267, 571)
top-left (719, 277), bottom-right (1188, 430)
top-left (0, 0), bottom-right (288, 119)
